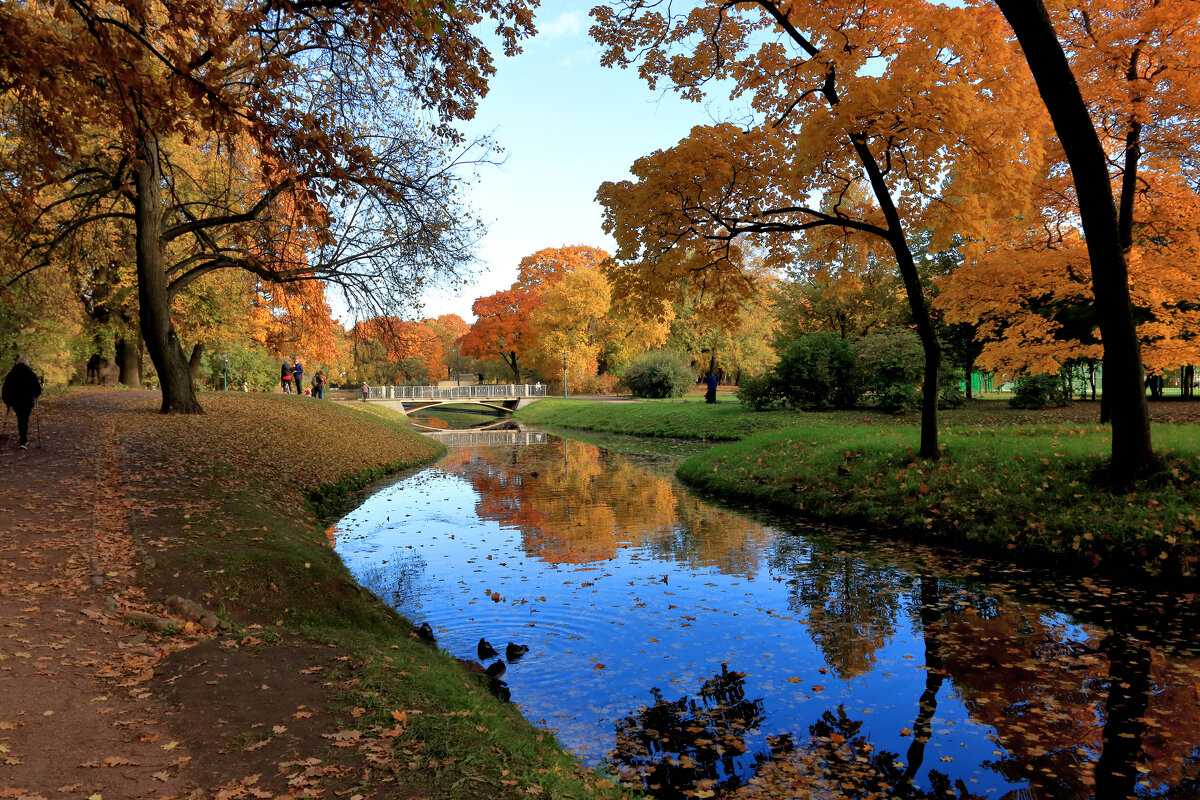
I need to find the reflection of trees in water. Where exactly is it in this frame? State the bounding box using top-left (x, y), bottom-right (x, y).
top-left (930, 586), bottom-right (1200, 798)
top-left (612, 664), bottom-right (769, 800)
top-left (729, 705), bottom-right (987, 800)
top-left (772, 537), bottom-right (906, 679)
top-left (441, 439), bottom-right (772, 574)
top-left (353, 552), bottom-right (429, 608)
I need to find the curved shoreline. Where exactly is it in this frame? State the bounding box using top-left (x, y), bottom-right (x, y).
top-left (516, 397), bottom-right (1200, 587)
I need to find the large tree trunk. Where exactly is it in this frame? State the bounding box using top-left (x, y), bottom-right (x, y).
top-left (134, 135), bottom-right (203, 414)
top-left (995, 0), bottom-right (1152, 480)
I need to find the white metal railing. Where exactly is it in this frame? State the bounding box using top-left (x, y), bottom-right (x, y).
top-left (364, 383), bottom-right (548, 401)
top-left (424, 431), bottom-right (549, 446)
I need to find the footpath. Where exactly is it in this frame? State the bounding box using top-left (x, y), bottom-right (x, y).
top-left (0, 391), bottom-right (200, 798)
top-left (0, 391), bottom-right (428, 800)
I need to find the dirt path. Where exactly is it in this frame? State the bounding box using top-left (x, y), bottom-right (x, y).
top-left (0, 391), bottom-right (197, 798)
top-left (0, 392), bottom-right (365, 800)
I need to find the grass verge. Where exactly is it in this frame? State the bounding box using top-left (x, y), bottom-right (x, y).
top-left (117, 393), bottom-right (626, 799)
top-left (516, 397), bottom-right (1200, 583)
top-left (515, 396), bottom-right (849, 440)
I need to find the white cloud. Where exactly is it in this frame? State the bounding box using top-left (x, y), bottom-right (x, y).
top-left (538, 11), bottom-right (584, 40)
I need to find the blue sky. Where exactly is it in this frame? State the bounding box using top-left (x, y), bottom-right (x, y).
top-left (418, 2), bottom-right (730, 321)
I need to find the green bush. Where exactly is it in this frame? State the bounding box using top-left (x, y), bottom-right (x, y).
top-left (623, 349), bottom-right (695, 399)
top-left (773, 332), bottom-right (860, 410)
top-left (939, 378), bottom-right (966, 409)
top-left (1009, 373), bottom-right (1067, 409)
top-left (736, 373), bottom-right (785, 411)
top-left (855, 329), bottom-right (923, 413)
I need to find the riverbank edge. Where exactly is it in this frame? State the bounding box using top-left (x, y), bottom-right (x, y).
top-left (514, 399), bottom-right (1200, 587)
top-left (120, 395), bottom-right (629, 799)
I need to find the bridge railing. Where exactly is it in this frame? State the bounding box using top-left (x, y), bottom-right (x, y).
top-left (365, 383), bottom-right (548, 401)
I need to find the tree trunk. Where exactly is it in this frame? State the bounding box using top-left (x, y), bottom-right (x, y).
top-left (850, 134), bottom-right (940, 459)
top-left (964, 361), bottom-right (974, 400)
top-left (503, 350), bottom-right (521, 383)
top-left (995, 0), bottom-right (1152, 479)
top-left (902, 575), bottom-right (944, 789)
top-left (189, 342), bottom-right (204, 382)
top-left (134, 135), bottom-right (203, 414)
top-left (115, 334), bottom-right (142, 387)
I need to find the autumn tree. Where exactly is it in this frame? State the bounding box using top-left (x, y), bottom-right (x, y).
top-left (667, 275), bottom-right (779, 384)
top-left (429, 314), bottom-right (471, 381)
top-left (456, 287), bottom-right (544, 382)
top-left (985, 0), bottom-right (1200, 476)
top-left (0, 0), bottom-right (535, 413)
top-left (592, 0), bottom-right (1045, 458)
top-left (515, 245), bottom-right (612, 288)
top-left (527, 259), bottom-right (672, 384)
top-left (351, 317), bottom-right (445, 384)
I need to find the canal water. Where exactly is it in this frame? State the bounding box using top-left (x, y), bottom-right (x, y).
top-left (331, 429), bottom-right (1200, 799)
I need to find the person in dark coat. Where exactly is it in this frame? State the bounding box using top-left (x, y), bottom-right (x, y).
top-left (3, 356), bottom-right (42, 450)
top-left (705, 373), bottom-right (718, 404)
top-left (312, 370), bottom-right (325, 399)
top-left (280, 361), bottom-right (292, 393)
top-left (292, 360), bottom-right (304, 395)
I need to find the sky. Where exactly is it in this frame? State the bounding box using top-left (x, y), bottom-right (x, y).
top-left (415, 1), bottom-right (731, 322)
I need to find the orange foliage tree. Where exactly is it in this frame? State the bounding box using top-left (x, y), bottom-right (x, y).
top-left (986, 0), bottom-right (1200, 476)
top-left (592, 0), bottom-right (1045, 458)
top-left (351, 318), bottom-right (446, 384)
top-left (0, 0), bottom-right (535, 413)
top-left (456, 287), bottom-right (544, 382)
top-left (940, 0), bottom-right (1200, 438)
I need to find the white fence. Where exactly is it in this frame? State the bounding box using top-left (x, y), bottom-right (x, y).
top-left (364, 384), bottom-right (548, 401)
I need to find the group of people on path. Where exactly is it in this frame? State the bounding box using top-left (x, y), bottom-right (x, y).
top-left (3, 356), bottom-right (42, 450)
top-left (280, 360), bottom-right (326, 398)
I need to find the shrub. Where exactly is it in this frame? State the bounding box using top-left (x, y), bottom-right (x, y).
top-left (1009, 373), bottom-right (1068, 409)
top-left (736, 373), bottom-right (785, 411)
top-left (855, 329), bottom-right (923, 413)
top-left (623, 349), bottom-right (695, 399)
top-left (939, 377), bottom-right (966, 409)
top-left (772, 332), bottom-right (860, 410)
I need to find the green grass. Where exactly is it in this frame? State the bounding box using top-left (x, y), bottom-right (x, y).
top-left (680, 422), bottom-right (1200, 580)
top-left (516, 396), bottom-right (861, 440)
top-left (515, 397), bottom-right (1200, 583)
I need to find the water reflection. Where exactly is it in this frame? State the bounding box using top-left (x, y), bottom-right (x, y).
top-left (333, 433), bottom-right (1200, 799)
top-left (613, 664), bottom-right (769, 799)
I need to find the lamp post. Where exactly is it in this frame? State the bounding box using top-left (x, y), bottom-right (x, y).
top-left (222, 354), bottom-right (228, 391)
top-left (562, 351), bottom-right (568, 399)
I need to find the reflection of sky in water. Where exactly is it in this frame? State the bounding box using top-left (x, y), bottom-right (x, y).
top-left (333, 435), bottom-right (1197, 799)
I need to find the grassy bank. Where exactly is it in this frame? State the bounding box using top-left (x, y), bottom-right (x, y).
top-left (115, 393), bottom-right (624, 799)
top-left (515, 396), bottom-right (844, 440)
top-left (516, 398), bottom-right (1200, 582)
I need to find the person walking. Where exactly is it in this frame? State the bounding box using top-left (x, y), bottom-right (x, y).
top-left (312, 370), bottom-right (326, 399)
top-left (3, 356), bottom-right (43, 450)
top-left (705, 373), bottom-right (718, 404)
top-left (292, 359), bottom-right (304, 395)
top-left (280, 361), bottom-right (293, 393)
top-left (361, 380), bottom-right (369, 401)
